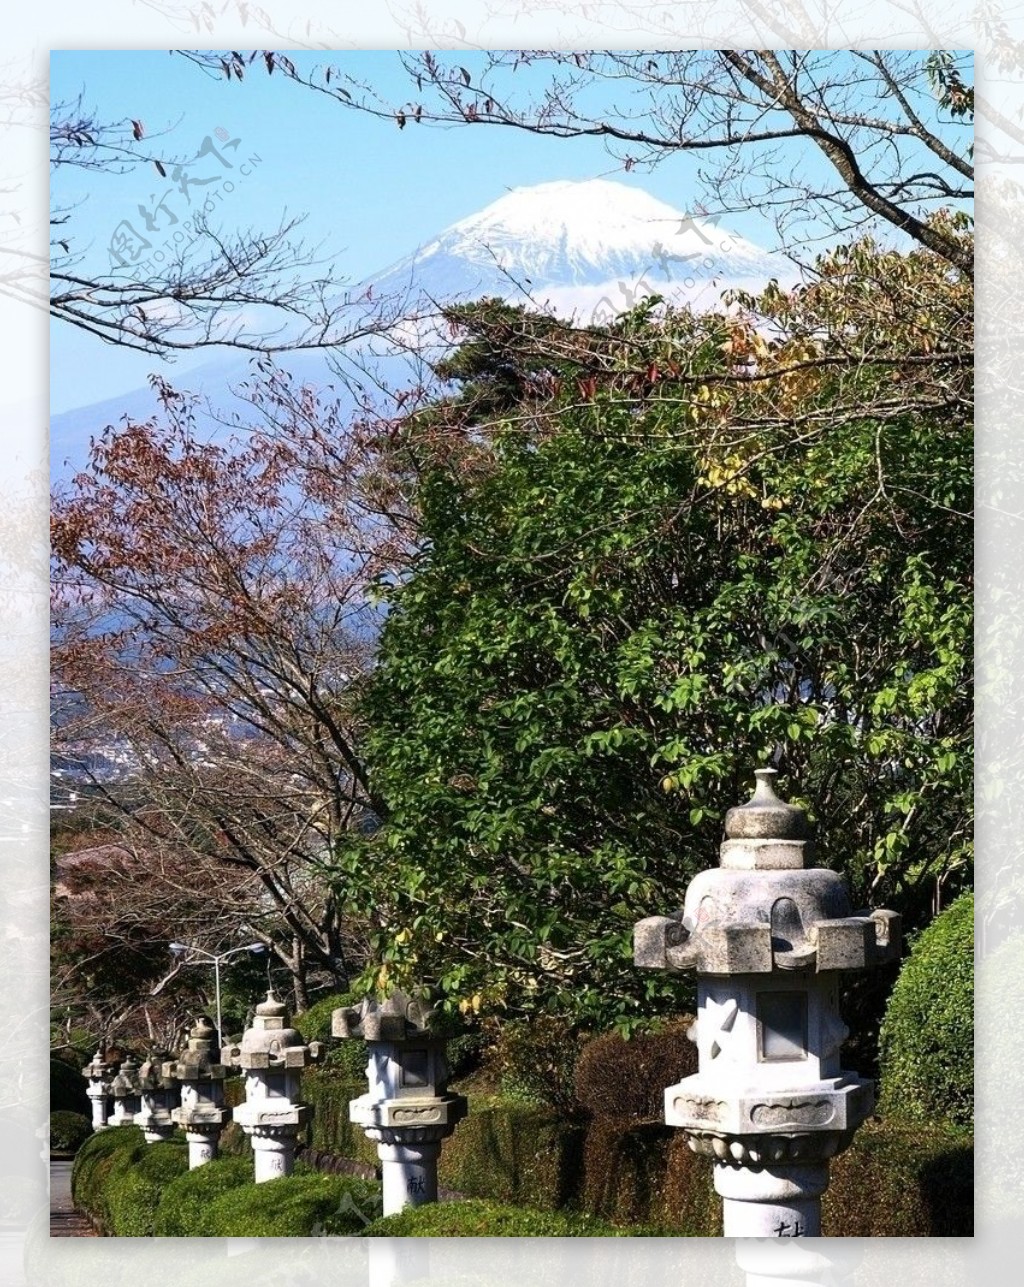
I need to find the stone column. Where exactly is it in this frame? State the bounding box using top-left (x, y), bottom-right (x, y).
top-left (634, 768), bottom-right (901, 1238)
top-left (334, 989), bottom-right (468, 1217)
top-left (222, 991), bottom-right (323, 1183)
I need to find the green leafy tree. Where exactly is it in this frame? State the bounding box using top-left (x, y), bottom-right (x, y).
top-left (335, 224), bottom-right (972, 1030)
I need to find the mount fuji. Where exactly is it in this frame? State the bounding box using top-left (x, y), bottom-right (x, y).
top-left (364, 178), bottom-right (789, 318)
top-left (51, 179), bottom-right (796, 477)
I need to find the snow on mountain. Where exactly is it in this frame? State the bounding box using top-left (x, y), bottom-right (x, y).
top-left (364, 178), bottom-right (790, 317)
top-left (52, 180), bottom-right (795, 477)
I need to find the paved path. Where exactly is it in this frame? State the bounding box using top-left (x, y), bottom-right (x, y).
top-left (49, 1161), bottom-right (98, 1237)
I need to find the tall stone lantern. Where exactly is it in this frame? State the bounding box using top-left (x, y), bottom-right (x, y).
top-left (135, 1050), bottom-right (179, 1143)
top-left (167, 1015), bottom-right (231, 1168)
top-left (634, 768), bottom-right (901, 1237)
top-left (108, 1054), bottom-right (143, 1127)
top-left (333, 990), bottom-right (468, 1216)
top-left (223, 991), bottom-right (324, 1182)
top-left (82, 1047), bottom-right (116, 1132)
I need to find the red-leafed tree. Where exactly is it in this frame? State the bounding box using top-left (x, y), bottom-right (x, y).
top-left (51, 367), bottom-right (418, 1016)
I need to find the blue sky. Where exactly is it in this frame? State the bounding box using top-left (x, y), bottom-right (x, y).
top-left (50, 50), bottom-right (972, 413)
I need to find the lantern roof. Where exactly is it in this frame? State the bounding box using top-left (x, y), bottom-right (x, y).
top-left (635, 769), bottom-right (901, 976)
top-left (222, 991), bottom-right (323, 1069)
top-left (333, 988), bottom-right (442, 1043)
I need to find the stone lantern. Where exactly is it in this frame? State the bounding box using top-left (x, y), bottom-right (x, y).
top-left (634, 768), bottom-right (901, 1237)
top-left (82, 1047), bottom-right (117, 1132)
top-left (134, 1050), bottom-right (179, 1143)
top-left (167, 1015), bottom-right (231, 1168)
top-left (108, 1053), bottom-right (143, 1127)
top-left (223, 990), bottom-right (324, 1182)
top-left (333, 989), bottom-right (468, 1217)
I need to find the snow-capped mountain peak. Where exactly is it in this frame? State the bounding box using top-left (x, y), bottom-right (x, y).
top-left (364, 178), bottom-right (788, 312)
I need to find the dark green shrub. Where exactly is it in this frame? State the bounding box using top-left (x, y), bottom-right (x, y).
top-left (105, 1139), bottom-right (188, 1236)
top-left (223, 1076), bottom-right (246, 1109)
top-left (49, 1111), bottom-right (92, 1156)
top-left (363, 1197), bottom-right (662, 1236)
top-left (879, 891), bottom-right (974, 1127)
top-left (485, 1015), bottom-right (585, 1113)
top-left (293, 990), bottom-right (356, 1043)
top-left (447, 1026), bottom-right (489, 1081)
top-left (580, 1117), bottom-right (719, 1234)
top-left (824, 1120), bottom-right (973, 1236)
top-left (71, 1126), bottom-right (142, 1217)
top-left (439, 1101), bottom-right (587, 1211)
top-left (301, 1069), bottom-right (377, 1164)
top-left (573, 1017), bottom-right (698, 1120)
top-left (294, 990), bottom-right (369, 1077)
top-left (203, 1171), bottom-right (382, 1236)
top-left (50, 1056), bottom-right (90, 1115)
top-left (153, 1156), bottom-right (254, 1235)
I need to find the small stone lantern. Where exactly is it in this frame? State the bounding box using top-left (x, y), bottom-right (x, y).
top-left (82, 1047), bottom-right (117, 1132)
top-left (167, 1015), bottom-right (231, 1168)
top-left (108, 1053), bottom-right (143, 1127)
top-left (333, 989), bottom-right (468, 1216)
top-left (634, 768), bottom-right (901, 1237)
top-left (134, 1050), bottom-right (179, 1143)
top-left (223, 990), bottom-right (324, 1182)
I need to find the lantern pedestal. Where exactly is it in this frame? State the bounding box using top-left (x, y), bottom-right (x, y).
top-left (335, 990), bottom-right (468, 1217)
top-left (635, 768), bottom-right (900, 1238)
top-left (82, 1049), bottom-right (116, 1132)
top-left (244, 1120), bottom-right (307, 1181)
top-left (108, 1054), bottom-right (142, 1127)
top-left (376, 1136), bottom-right (441, 1210)
top-left (715, 1162), bottom-right (829, 1237)
top-left (136, 1050), bottom-right (179, 1144)
top-left (223, 992), bottom-right (323, 1184)
top-left (183, 1125), bottom-right (221, 1168)
top-left (169, 1016), bottom-right (231, 1168)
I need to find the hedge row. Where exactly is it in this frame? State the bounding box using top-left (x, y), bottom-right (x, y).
top-left (72, 1128), bottom-right (189, 1235)
top-left (72, 1129), bottom-right (383, 1236)
top-left (364, 1198), bottom-right (665, 1237)
top-left (289, 1072), bottom-right (972, 1236)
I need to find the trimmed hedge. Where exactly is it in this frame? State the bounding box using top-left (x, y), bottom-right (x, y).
top-left (73, 1126), bottom-right (384, 1237)
top-left (49, 1110), bottom-right (92, 1156)
top-left (439, 1101), bottom-right (588, 1211)
top-left (72, 1127), bottom-right (189, 1235)
top-left (201, 1172), bottom-right (383, 1236)
top-left (72, 1125), bottom-right (142, 1219)
top-left (879, 891), bottom-right (974, 1127)
top-left (363, 1197), bottom-right (664, 1237)
top-left (302, 1070), bottom-right (378, 1166)
top-left (152, 1155), bottom-right (253, 1235)
top-left (573, 1018), bottom-right (698, 1120)
top-left (105, 1139), bottom-right (189, 1236)
top-left (293, 1077), bottom-right (971, 1236)
top-left (824, 1119), bottom-right (973, 1236)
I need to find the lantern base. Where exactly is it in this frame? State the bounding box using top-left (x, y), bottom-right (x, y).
top-left (715, 1161), bottom-right (829, 1237)
top-left (377, 1139), bottom-right (441, 1215)
top-left (248, 1126), bottom-right (299, 1182)
top-left (185, 1127), bottom-right (222, 1168)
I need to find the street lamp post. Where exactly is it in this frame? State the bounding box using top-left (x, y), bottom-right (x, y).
top-left (168, 941), bottom-right (267, 1041)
